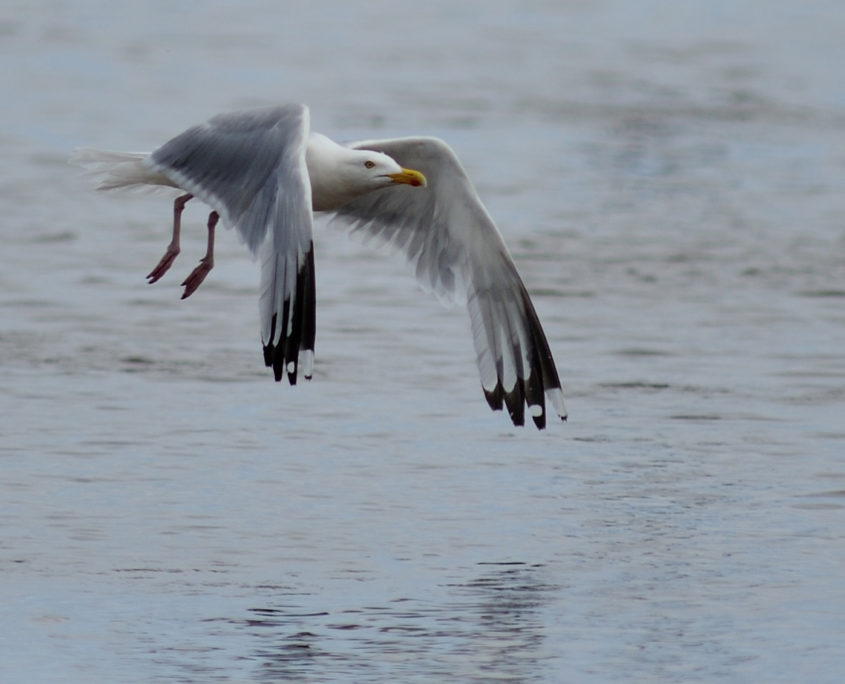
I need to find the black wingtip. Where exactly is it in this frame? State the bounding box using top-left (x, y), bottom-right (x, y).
top-left (262, 244), bottom-right (316, 387)
top-left (483, 385), bottom-right (504, 412)
top-left (483, 378), bottom-right (563, 429)
top-left (504, 384), bottom-right (525, 427)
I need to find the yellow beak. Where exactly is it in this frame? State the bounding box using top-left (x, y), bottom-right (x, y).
top-left (388, 168), bottom-right (427, 187)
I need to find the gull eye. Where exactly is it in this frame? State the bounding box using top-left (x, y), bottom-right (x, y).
top-left (364, 160), bottom-right (375, 169)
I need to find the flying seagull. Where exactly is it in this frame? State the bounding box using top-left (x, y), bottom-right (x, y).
top-left (73, 104), bottom-right (567, 428)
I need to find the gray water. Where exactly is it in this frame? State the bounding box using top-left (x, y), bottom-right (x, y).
top-left (2, 1), bottom-right (845, 681)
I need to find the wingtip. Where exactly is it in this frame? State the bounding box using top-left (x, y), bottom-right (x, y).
top-left (547, 388), bottom-right (567, 423)
top-left (528, 403), bottom-right (546, 430)
top-left (484, 381), bottom-right (570, 429)
top-left (301, 349), bottom-right (314, 381)
top-left (483, 385), bottom-right (504, 412)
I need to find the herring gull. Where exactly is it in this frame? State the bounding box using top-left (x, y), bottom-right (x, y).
top-left (73, 104), bottom-right (567, 428)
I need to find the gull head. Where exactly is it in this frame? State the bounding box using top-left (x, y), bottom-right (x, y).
top-left (352, 149), bottom-right (427, 190)
top-left (307, 134), bottom-right (427, 211)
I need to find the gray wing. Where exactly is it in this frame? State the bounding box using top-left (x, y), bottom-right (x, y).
top-left (331, 137), bottom-right (566, 428)
top-left (147, 104), bottom-right (316, 383)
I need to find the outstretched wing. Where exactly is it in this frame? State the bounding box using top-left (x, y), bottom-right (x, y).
top-left (146, 104), bottom-right (316, 383)
top-left (331, 137), bottom-right (566, 428)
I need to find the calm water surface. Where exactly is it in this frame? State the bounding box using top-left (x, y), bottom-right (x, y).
top-left (2, 1), bottom-right (845, 681)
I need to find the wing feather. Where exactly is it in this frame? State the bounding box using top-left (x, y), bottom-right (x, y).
top-left (147, 104), bottom-right (316, 383)
top-left (332, 137), bottom-right (566, 427)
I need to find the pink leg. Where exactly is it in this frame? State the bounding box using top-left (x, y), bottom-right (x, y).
top-left (147, 193), bottom-right (193, 284)
top-left (180, 211), bottom-right (218, 299)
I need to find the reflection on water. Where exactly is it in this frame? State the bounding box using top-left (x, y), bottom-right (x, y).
top-left (247, 562), bottom-right (557, 682)
top-left (447, 562), bottom-right (558, 680)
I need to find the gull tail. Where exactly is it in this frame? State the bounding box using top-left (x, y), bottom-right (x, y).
top-left (69, 148), bottom-right (175, 191)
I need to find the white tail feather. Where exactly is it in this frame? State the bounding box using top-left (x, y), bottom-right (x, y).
top-left (69, 148), bottom-right (176, 191)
